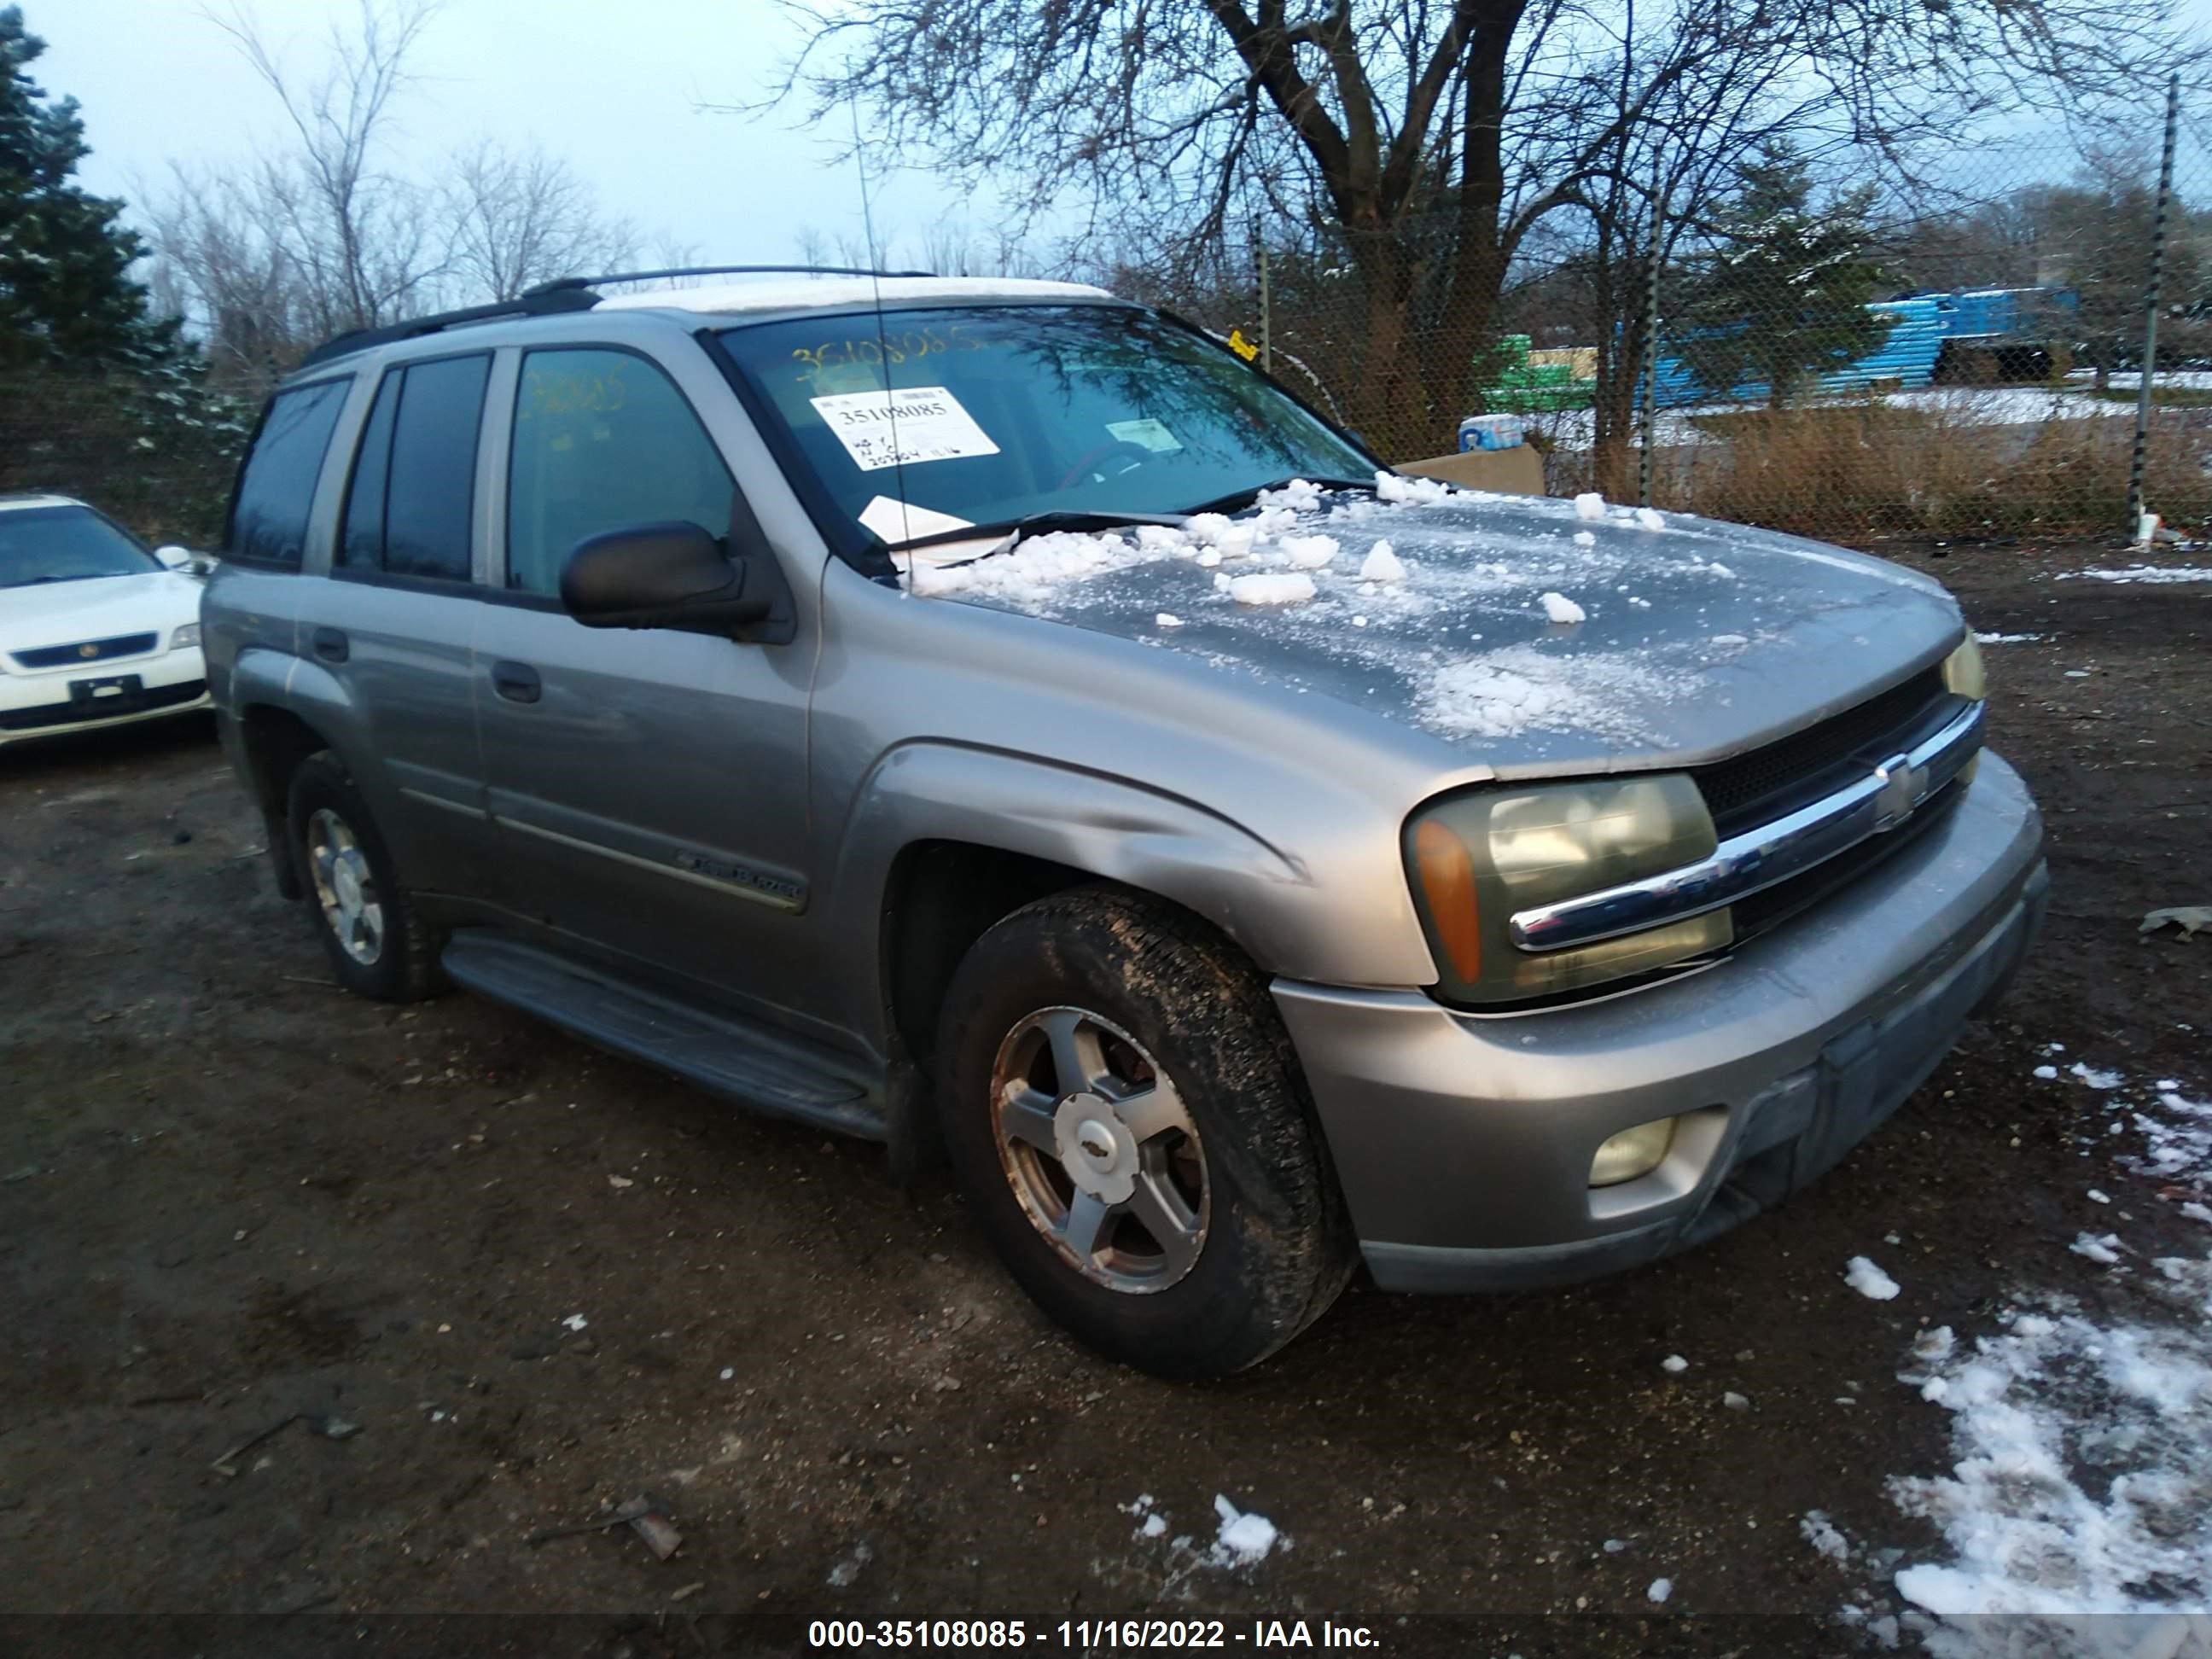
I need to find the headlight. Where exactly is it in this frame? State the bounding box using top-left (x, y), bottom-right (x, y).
top-left (1405, 774), bottom-right (1730, 1004)
top-left (171, 623), bottom-right (201, 650)
top-left (1942, 635), bottom-right (1984, 700)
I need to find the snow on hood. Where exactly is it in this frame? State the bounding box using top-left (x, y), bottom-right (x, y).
top-left (902, 476), bottom-right (1965, 773)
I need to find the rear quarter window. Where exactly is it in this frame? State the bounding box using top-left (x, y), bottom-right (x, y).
top-left (228, 377), bottom-right (350, 568)
top-left (338, 353), bottom-right (490, 582)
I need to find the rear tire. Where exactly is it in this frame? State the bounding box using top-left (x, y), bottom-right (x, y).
top-left (285, 750), bottom-right (443, 1003)
top-left (935, 886), bottom-right (1354, 1378)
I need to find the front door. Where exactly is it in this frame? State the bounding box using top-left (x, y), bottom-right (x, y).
top-left (471, 343), bottom-right (821, 1036)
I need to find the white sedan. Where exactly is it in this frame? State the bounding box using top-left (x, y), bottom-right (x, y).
top-left (0, 494), bottom-right (213, 745)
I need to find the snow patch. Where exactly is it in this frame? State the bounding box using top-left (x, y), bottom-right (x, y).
top-left (1574, 492), bottom-right (1609, 521)
top-left (1419, 646), bottom-right (1672, 742)
top-left (1647, 1578), bottom-right (1674, 1604)
top-left (2058, 566), bottom-right (2212, 586)
top-left (1847, 1257), bottom-right (1902, 1301)
top-left (1572, 530), bottom-right (1596, 548)
top-left (1635, 507), bottom-right (1667, 532)
top-left (1802, 1511), bottom-right (1851, 1563)
top-left (1211, 1493), bottom-right (1281, 1564)
top-left (1884, 1279), bottom-right (2212, 1650)
top-left (1227, 572), bottom-right (1317, 607)
top-left (906, 529), bottom-right (1145, 608)
top-left (1359, 539), bottom-right (1406, 582)
top-left (1375, 470), bottom-right (1455, 506)
top-left (2072, 1062), bottom-right (2125, 1091)
top-left (1280, 533), bottom-right (1339, 569)
top-left (1540, 591), bottom-right (1586, 625)
top-left (1661, 1354), bottom-right (1689, 1374)
top-left (1154, 613), bottom-right (1184, 630)
top-left (2070, 1232), bottom-right (2123, 1265)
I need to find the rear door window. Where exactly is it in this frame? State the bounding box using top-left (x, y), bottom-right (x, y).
top-left (338, 353), bottom-right (490, 582)
top-left (228, 377), bottom-right (349, 568)
top-left (505, 348), bottom-right (734, 597)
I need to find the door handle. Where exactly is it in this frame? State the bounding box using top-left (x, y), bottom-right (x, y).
top-left (311, 626), bottom-right (348, 663)
top-left (491, 661), bottom-right (542, 704)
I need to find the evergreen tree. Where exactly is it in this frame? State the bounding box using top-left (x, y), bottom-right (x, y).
top-left (1669, 142), bottom-right (1889, 408)
top-left (0, 4), bottom-right (172, 368)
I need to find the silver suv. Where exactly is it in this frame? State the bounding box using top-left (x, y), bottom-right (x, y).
top-left (203, 270), bottom-right (2047, 1377)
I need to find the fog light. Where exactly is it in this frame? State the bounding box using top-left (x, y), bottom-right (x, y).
top-left (1590, 1117), bottom-right (1678, 1186)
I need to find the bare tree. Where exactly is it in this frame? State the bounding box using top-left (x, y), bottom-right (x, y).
top-left (759, 0), bottom-right (2207, 456)
top-left (445, 139), bottom-right (637, 300)
top-left (144, 0), bottom-right (635, 390)
top-left (207, 0), bottom-right (447, 336)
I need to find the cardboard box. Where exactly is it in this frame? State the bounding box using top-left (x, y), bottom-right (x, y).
top-left (1398, 445), bottom-right (1546, 497)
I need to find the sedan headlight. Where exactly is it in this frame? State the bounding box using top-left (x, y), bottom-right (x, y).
top-left (171, 622), bottom-right (201, 650)
top-left (1405, 774), bottom-right (1730, 1004)
top-left (1942, 635), bottom-right (1984, 700)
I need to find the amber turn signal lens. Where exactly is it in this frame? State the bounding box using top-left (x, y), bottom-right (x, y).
top-left (1413, 819), bottom-right (1481, 982)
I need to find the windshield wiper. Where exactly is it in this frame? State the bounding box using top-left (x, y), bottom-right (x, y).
top-left (890, 509), bottom-right (1188, 556)
top-left (1181, 475), bottom-right (1379, 517)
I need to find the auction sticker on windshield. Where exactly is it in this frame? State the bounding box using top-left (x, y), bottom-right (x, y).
top-left (809, 387), bottom-right (1001, 472)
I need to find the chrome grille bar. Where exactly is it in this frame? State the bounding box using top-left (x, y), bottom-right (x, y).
top-left (1508, 700), bottom-right (1986, 953)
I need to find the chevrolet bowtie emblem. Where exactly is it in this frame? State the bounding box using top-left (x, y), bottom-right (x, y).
top-left (1871, 753), bottom-right (1922, 830)
top-left (78, 643), bottom-right (99, 659)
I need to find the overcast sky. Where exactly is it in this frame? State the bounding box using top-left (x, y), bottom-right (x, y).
top-left (41, 0), bottom-right (977, 271)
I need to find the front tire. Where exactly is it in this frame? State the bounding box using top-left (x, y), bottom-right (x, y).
top-left (285, 751), bottom-right (442, 1002)
top-left (935, 887), bottom-right (1354, 1377)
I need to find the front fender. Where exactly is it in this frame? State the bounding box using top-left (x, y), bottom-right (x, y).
top-left (822, 739), bottom-right (1439, 1039)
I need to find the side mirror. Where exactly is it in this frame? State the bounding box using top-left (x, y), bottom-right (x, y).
top-left (155, 544), bottom-right (192, 570)
top-left (561, 521), bottom-right (771, 634)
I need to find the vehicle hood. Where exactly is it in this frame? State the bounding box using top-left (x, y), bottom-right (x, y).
top-left (0, 571), bottom-right (201, 654)
top-left (906, 486), bottom-right (1965, 776)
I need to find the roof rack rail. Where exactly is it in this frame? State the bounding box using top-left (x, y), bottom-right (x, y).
top-left (297, 288), bottom-right (602, 370)
top-left (521, 263), bottom-right (934, 296)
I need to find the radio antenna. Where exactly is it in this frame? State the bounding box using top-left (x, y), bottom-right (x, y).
top-left (848, 101), bottom-right (911, 578)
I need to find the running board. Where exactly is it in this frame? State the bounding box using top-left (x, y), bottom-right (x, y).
top-left (441, 931), bottom-right (884, 1140)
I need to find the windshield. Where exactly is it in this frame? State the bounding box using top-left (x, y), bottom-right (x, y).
top-left (715, 305), bottom-right (1371, 548)
top-left (0, 505), bottom-right (159, 590)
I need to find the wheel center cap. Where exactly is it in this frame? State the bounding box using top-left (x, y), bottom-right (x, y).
top-left (1054, 1091), bottom-right (1138, 1205)
top-left (333, 859), bottom-right (363, 910)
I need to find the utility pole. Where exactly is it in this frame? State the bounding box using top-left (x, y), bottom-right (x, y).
top-left (2127, 72), bottom-right (2180, 535)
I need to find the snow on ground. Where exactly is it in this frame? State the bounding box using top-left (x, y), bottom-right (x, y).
top-left (1847, 1257), bottom-right (1903, 1301)
top-left (2058, 566), bottom-right (2212, 586)
top-left (1522, 385), bottom-right (2137, 452)
top-left (1883, 1280), bottom-right (2212, 1656)
top-left (1976, 632), bottom-right (2045, 644)
top-left (1121, 1493), bottom-right (1286, 1575)
top-left (1831, 1062), bottom-right (2212, 1656)
top-left (2077, 369), bottom-right (2212, 391)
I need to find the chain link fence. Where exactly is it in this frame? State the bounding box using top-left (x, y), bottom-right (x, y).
top-left (1155, 79), bottom-right (2212, 545)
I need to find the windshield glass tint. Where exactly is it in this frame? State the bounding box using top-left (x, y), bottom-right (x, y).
top-left (717, 306), bottom-right (1368, 543)
top-left (0, 506), bottom-right (158, 589)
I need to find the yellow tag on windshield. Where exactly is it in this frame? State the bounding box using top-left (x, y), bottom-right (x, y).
top-left (1226, 329), bottom-right (1260, 362)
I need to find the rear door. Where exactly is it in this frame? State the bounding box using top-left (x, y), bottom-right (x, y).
top-left (471, 342), bottom-right (818, 1031)
top-left (316, 350), bottom-right (498, 899)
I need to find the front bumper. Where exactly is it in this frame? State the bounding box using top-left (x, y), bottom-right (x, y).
top-left (1274, 750), bottom-right (2046, 1294)
top-left (0, 647), bottom-right (209, 744)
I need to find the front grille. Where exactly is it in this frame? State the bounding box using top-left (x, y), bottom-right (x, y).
top-left (11, 631), bottom-right (160, 670)
top-left (0, 678), bottom-right (207, 731)
top-left (1695, 667), bottom-right (1959, 838)
top-left (1732, 777), bottom-right (1965, 940)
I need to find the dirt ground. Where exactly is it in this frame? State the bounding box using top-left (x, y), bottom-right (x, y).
top-left (1, 538), bottom-right (2205, 1650)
